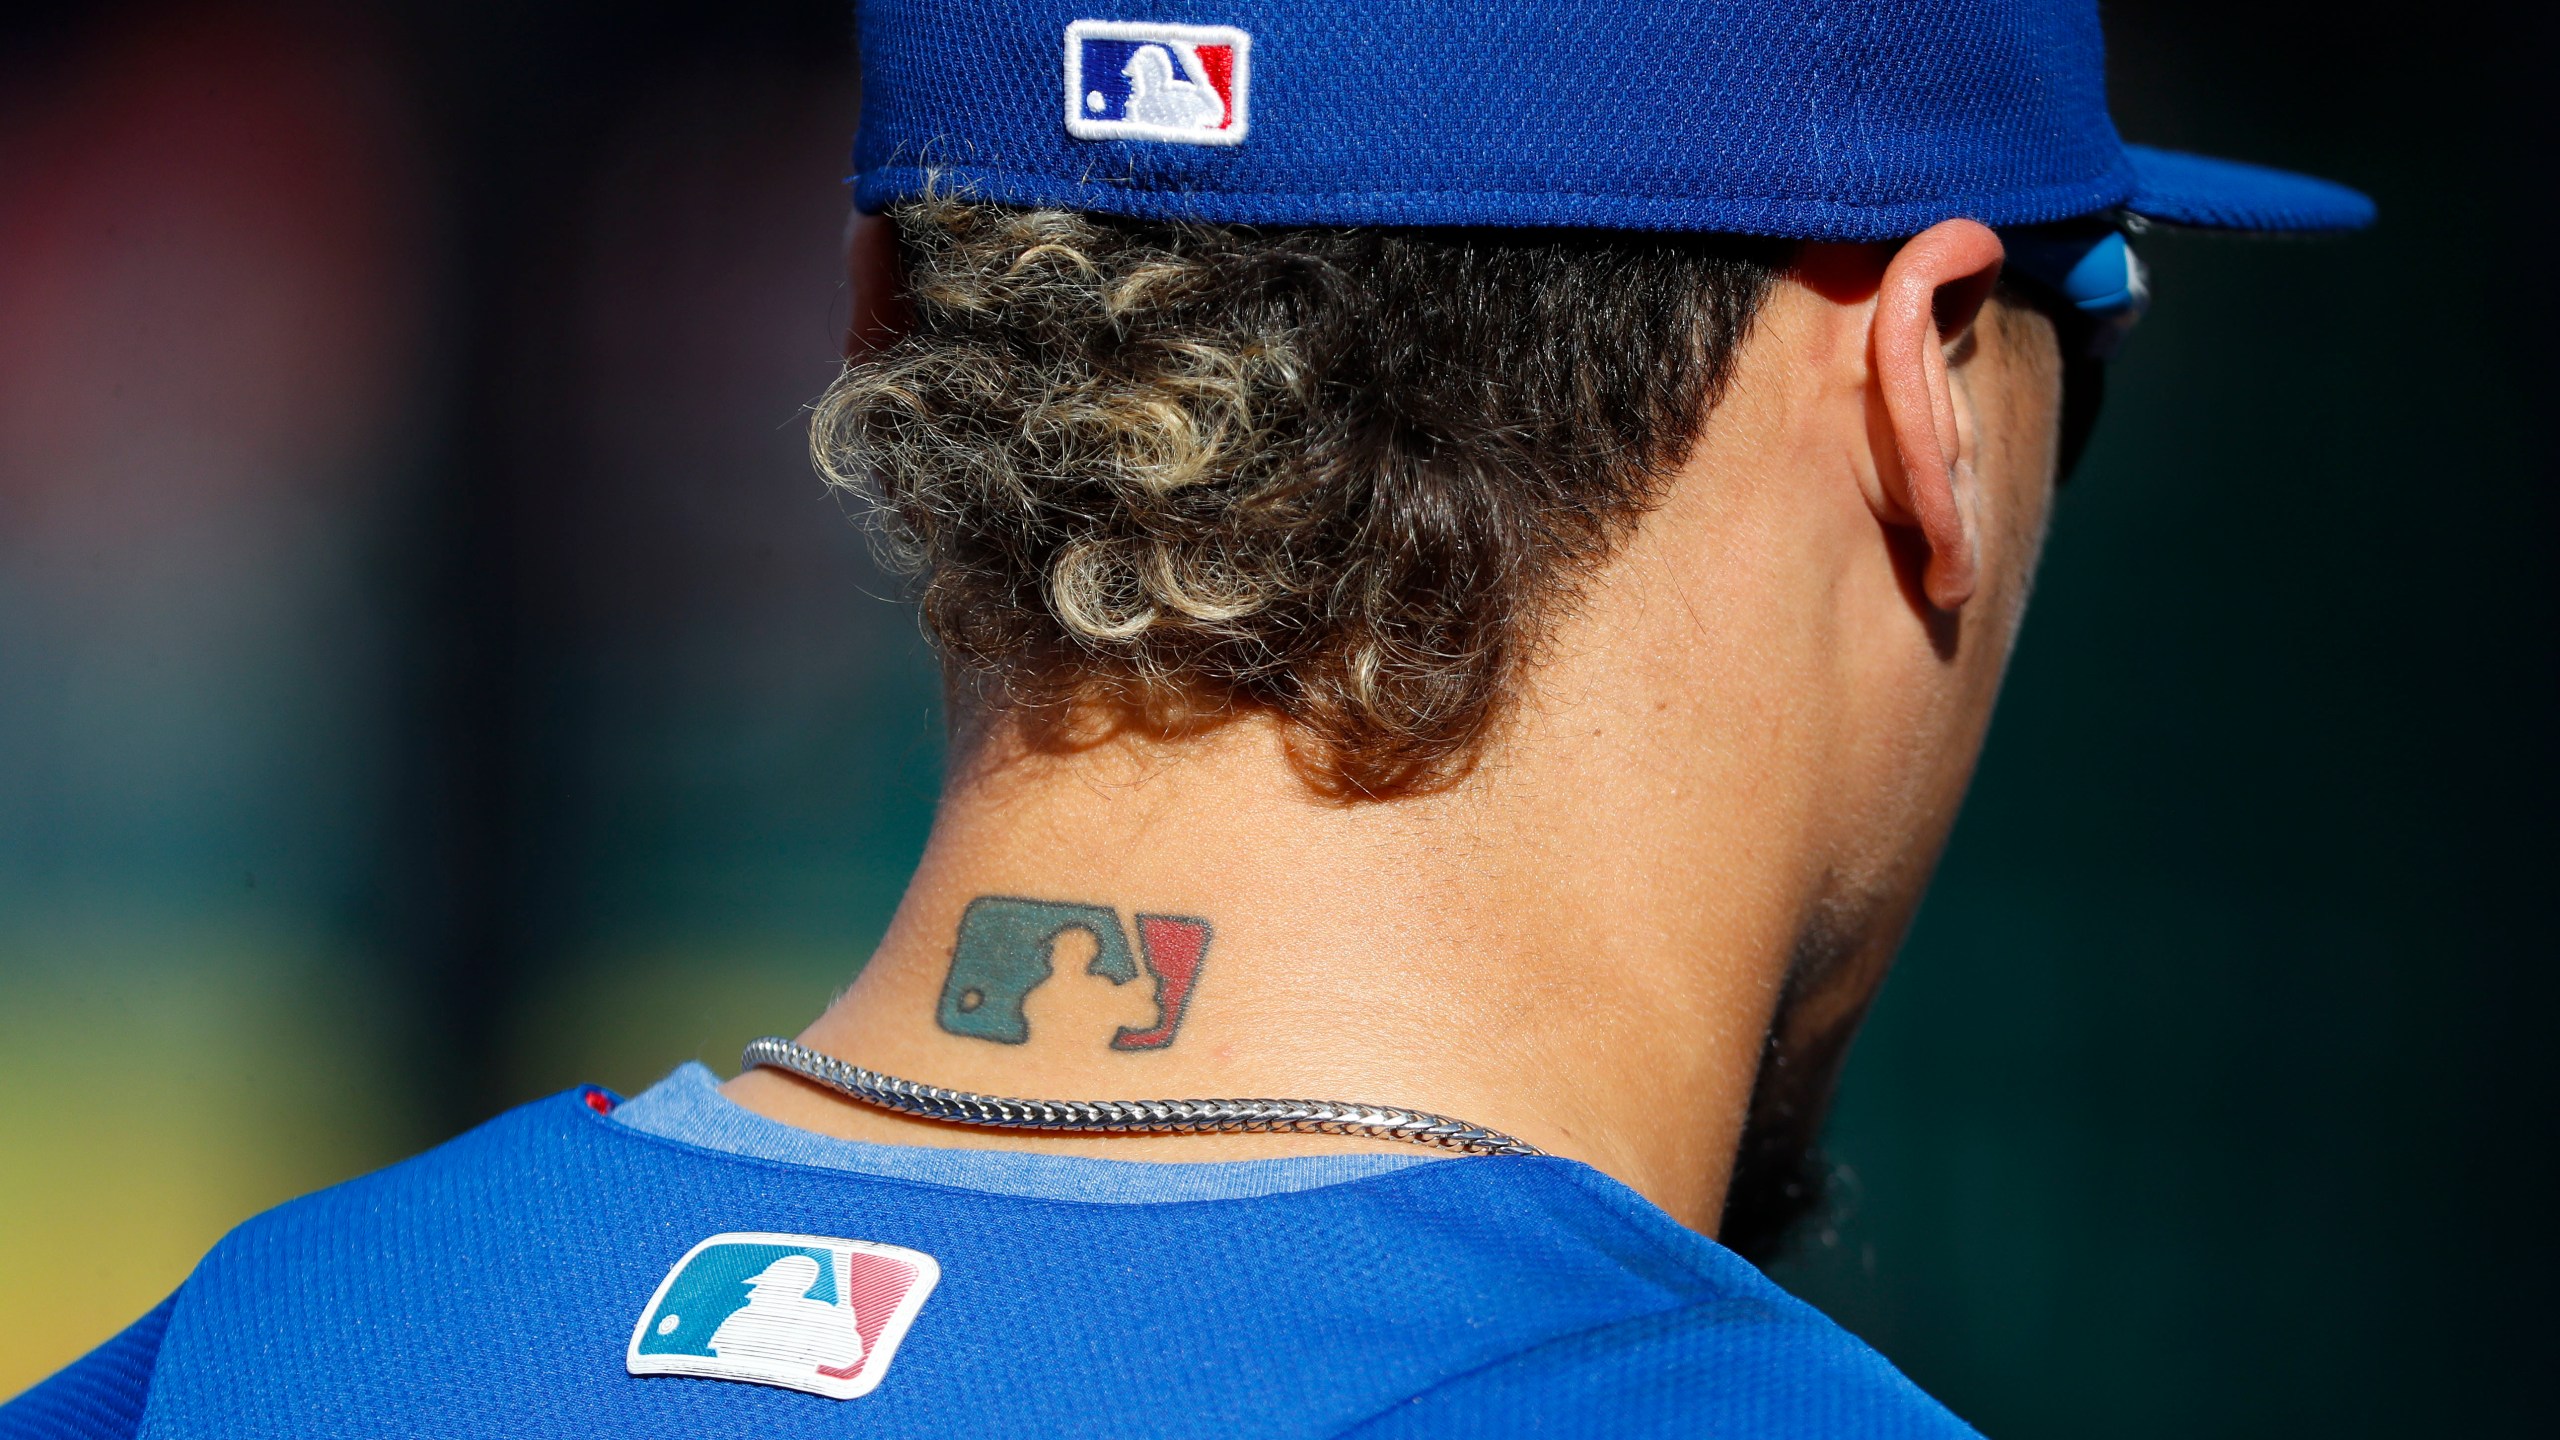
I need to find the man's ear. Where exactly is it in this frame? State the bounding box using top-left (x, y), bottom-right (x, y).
top-left (1871, 219), bottom-right (2005, 610)
top-left (844, 210), bottom-right (913, 359)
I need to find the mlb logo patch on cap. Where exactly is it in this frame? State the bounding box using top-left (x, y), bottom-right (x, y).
top-left (1064, 20), bottom-right (1250, 144)
top-left (627, 1232), bottom-right (940, 1400)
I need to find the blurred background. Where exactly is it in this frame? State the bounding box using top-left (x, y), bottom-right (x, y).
top-left (0, 1), bottom-right (2548, 1432)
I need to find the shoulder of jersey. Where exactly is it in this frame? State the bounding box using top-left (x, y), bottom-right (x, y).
top-left (1336, 1294), bottom-right (1983, 1440)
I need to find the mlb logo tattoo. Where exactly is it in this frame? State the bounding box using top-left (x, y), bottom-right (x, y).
top-left (627, 1232), bottom-right (940, 1400)
top-left (1065, 20), bottom-right (1250, 144)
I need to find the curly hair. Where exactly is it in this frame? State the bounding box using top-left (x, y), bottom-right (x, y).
top-left (811, 193), bottom-right (1788, 794)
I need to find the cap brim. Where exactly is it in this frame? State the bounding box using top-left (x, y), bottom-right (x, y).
top-left (2122, 143), bottom-right (2375, 233)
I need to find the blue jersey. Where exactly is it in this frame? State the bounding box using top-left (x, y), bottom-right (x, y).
top-left (4, 1072), bottom-right (1977, 1438)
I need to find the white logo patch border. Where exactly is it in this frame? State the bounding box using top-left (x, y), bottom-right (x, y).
top-left (1064, 18), bottom-right (1254, 146)
top-left (625, 1230), bottom-right (941, 1401)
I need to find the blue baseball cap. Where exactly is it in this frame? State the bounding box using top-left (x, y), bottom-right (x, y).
top-left (850, 1), bottom-right (2374, 241)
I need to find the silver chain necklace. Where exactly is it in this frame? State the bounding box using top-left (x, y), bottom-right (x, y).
top-left (741, 1036), bottom-right (1544, 1158)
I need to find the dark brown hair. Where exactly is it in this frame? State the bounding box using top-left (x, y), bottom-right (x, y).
top-left (811, 193), bottom-right (1790, 794)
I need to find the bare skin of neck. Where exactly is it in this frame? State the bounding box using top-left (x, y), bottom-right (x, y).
top-left (726, 229), bottom-right (2061, 1234)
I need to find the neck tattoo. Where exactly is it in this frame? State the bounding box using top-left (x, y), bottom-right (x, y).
top-left (742, 894), bottom-right (1539, 1156)
top-left (935, 895), bottom-right (1212, 1051)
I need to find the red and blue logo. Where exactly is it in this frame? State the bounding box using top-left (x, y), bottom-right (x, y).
top-left (1064, 20), bottom-right (1250, 145)
top-left (627, 1232), bottom-right (940, 1401)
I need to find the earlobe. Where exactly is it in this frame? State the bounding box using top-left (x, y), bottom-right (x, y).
top-left (1870, 219), bottom-right (2005, 611)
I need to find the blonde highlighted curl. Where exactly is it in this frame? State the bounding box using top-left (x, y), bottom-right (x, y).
top-left (812, 193), bottom-right (1786, 795)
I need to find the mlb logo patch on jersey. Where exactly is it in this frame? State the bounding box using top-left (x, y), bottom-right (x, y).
top-left (1065, 20), bottom-right (1250, 144)
top-left (626, 1232), bottom-right (940, 1400)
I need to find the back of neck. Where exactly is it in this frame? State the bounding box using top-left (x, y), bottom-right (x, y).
top-left (725, 703), bottom-right (1810, 1231)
